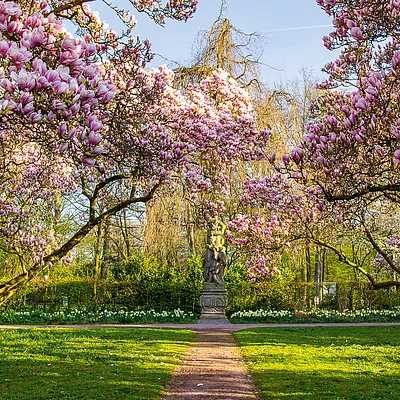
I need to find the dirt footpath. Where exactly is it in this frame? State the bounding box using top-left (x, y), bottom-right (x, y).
top-left (161, 330), bottom-right (259, 400)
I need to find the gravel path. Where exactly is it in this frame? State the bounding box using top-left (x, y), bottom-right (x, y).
top-left (161, 331), bottom-right (258, 400)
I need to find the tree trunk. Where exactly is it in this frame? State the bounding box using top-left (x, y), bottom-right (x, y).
top-left (305, 243), bottom-right (312, 307)
top-left (187, 205), bottom-right (196, 254)
top-left (93, 222), bottom-right (103, 299)
top-left (314, 248), bottom-right (321, 306)
top-left (121, 209), bottom-right (130, 258)
top-left (101, 217), bottom-right (112, 280)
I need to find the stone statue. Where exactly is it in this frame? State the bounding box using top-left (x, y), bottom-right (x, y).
top-left (203, 220), bottom-right (227, 286)
top-left (199, 219), bottom-right (229, 323)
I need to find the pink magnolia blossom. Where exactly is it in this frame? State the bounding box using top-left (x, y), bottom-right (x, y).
top-left (350, 26), bottom-right (363, 41)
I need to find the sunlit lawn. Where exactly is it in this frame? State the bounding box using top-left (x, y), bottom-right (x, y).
top-left (234, 326), bottom-right (400, 400)
top-left (0, 328), bottom-right (194, 399)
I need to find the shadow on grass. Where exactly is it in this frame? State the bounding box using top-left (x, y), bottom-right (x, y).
top-left (250, 369), bottom-right (399, 399)
top-left (0, 328), bottom-right (194, 400)
top-left (234, 326), bottom-right (400, 400)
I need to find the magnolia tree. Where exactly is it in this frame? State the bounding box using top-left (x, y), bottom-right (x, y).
top-left (0, 0), bottom-right (270, 304)
top-left (228, 0), bottom-right (400, 288)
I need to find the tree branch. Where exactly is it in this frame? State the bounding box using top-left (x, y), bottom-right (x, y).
top-left (361, 221), bottom-right (400, 275)
top-left (325, 183), bottom-right (400, 202)
top-left (0, 180), bottom-right (163, 305)
top-left (312, 238), bottom-right (376, 284)
top-left (50, 0), bottom-right (95, 16)
top-left (312, 237), bottom-right (400, 289)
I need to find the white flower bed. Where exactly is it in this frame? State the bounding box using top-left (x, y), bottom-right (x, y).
top-left (0, 308), bottom-right (196, 324)
top-left (229, 307), bottom-right (400, 323)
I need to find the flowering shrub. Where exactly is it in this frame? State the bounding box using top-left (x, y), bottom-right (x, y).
top-left (0, 308), bottom-right (197, 325)
top-left (229, 307), bottom-right (400, 324)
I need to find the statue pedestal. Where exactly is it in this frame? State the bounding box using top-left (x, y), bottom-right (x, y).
top-left (199, 282), bottom-right (230, 324)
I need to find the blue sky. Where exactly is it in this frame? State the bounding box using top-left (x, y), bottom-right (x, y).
top-left (91, 0), bottom-right (338, 85)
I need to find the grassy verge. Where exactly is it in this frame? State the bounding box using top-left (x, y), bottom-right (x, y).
top-left (234, 326), bottom-right (400, 399)
top-left (0, 328), bottom-right (194, 399)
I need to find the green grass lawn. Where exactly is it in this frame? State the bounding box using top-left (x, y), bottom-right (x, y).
top-left (0, 328), bottom-right (194, 399)
top-left (234, 326), bottom-right (400, 400)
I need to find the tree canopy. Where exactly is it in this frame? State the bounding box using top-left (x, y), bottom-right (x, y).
top-left (228, 0), bottom-right (400, 288)
top-left (2, 0), bottom-right (400, 306)
top-left (0, 0), bottom-right (269, 303)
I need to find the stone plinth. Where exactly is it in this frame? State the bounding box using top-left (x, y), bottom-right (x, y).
top-left (199, 282), bottom-right (230, 324)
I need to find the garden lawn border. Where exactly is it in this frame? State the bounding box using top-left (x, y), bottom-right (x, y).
top-left (2, 322), bottom-right (400, 331)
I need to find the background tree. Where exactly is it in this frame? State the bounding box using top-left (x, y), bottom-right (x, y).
top-left (142, 3), bottom-right (333, 290)
top-left (143, 0), bottom-right (274, 269)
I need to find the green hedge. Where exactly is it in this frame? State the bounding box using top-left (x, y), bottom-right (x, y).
top-left (3, 278), bottom-right (400, 314)
top-left (2, 254), bottom-right (399, 313)
top-left (226, 280), bottom-right (308, 312)
top-left (4, 278), bottom-right (202, 313)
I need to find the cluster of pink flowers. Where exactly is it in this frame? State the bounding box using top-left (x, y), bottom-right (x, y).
top-left (0, 142), bottom-right (75, 264)
top-left (276, 0), bottom-right (400, 209)
top-left (241, 0), bottom-right (400, 286)
top-left (372, 235), bottom-right (400, 271)
top-left (226, 176), bottom-right (297, 281)
top-left (0, 1), bottom-right (116, 162)
top-left (94, 65), bottom-right (269, 200)
top-left (105, 65), bottom-right (269, 204)
top-left (0, 1), bottom-right (121, 268)
top-left (132, 0), bottom-right (197, 24)
top-left (227, 212), bottom-right (290, 282)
